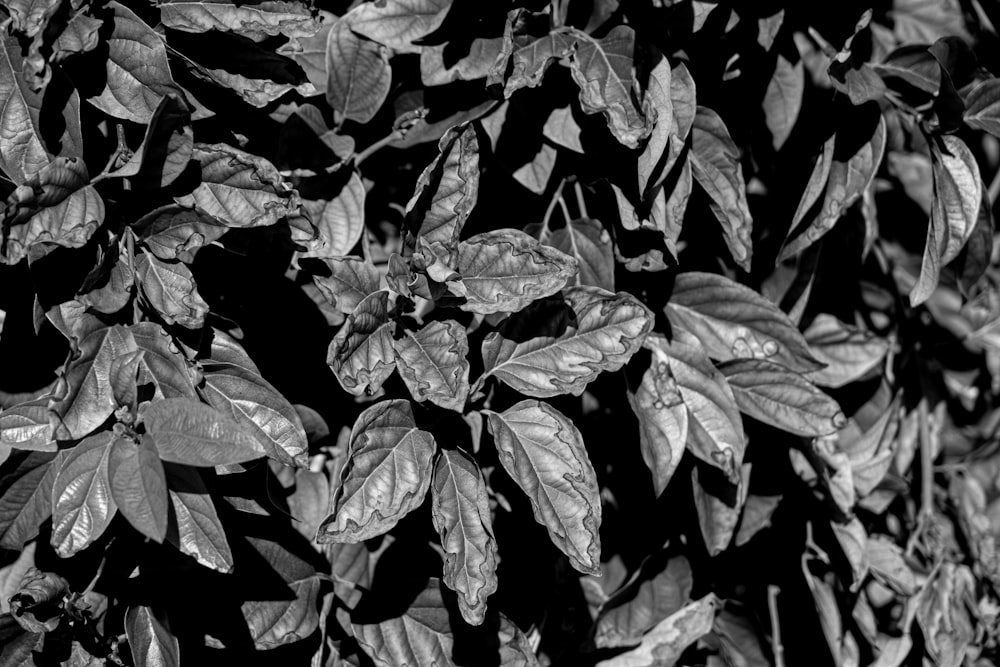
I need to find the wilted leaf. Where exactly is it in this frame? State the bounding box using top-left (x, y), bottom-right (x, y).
top-left (4, 185), bottom-right (104, 265)
top-left (394, 320), bottom-right (471, 412)
top-left (108, 436), bottom-right (169, 542)
top-left (50, 432), bottom-right (117, 558)
top-left (134, 206), bottom-right (228, 263)
top-left (327, 289), bottom-right (397, 396)
top-left (431, 449), bottom-right (498, 625)
top-left (541, 218), bottom-right (615, 291)
top-left (596, 595), bottom-right (717, 667)
top-left (665, 271), bottom-right (823, 373)
top-left (804, 314), bottom-right (888, 388)
top-left (317, 399), bottom-right (436, 543)
top-left (143, 398), bottom-right (266, 467)
top-left (313, 256), bottom-right (381, 315)
top-left (135, 249), bottom-right (210, 329)
top-left (326, 16), bottom-right (392, 124)
top-left (485, 399), bottom-right (602, 574)
top-left (8, 566), bottom-right (68, 633)
top-left (346, 0), bottom-right (454, 53)
top-left (301, 171), bottom-right (366, 258)
top-left (159, 0), bottom-right (318, 42)
top-left (482, 286), bottom-right (652, 398)
top-left (125, 605), bottom-right (180, 667)
top-left (165, 464), bottom-right (233, 572)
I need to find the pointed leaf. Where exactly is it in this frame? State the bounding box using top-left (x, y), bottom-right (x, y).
top-left (51, 432), bottom-right (117, 557)
top-left (135, 249), bottom-right (210, 329)
top-left (317, 399), bottom-right (436, 543)
top-left (420, 37), bottom-right (501, 86)
top-left (0, 452), bottom-right (59, 550)
top-left (346, 0), bottom-right (453, 54)
top-left (125, 605), bottom-right (180, 667)
top-left (665, 271), bottom-right (823, 373)
top-left (485, 400), bottom-right (602, 574)
top-left (721, 359), bottom-right (845, 436)
top-left (313, 256), bottom-right (381, 315)
top-left (804, 314), bottom-right (889, 388)
top-left (638, 57), bottom-right (672, 195)
top-left (431, 449), bottom-right (498, 626)
top-left (787, 134), bottom-right (836, 235)
top-left (763, 54), bottom-right (804, 151)
top-left (111, 93), bottom-right (193, 190)
top-left (241, 536), bottom-right (323, 648)
top-left (159, 0), bottom-right (318, 42)
top-left (326, 15), bottom-right (392, 124)
top-left (143, 398), bottom-right (266, 467)
top-left (165, 464), bottom-right (232, 572)
top-left (596, 595), bottom-right (717, 667)
top-left (301, 171), bottom-right (366, 258)
top-left (108, 436), bottom-right (169, 543)
top-left (327, 289), bottom-right (396, 396)
top-left (394, 320), bottom-right (471, 412)
top-left (543, 105), bottom-right (584, 153)
top-left (512, 144), bottom-right (557, 194)
top-left (482, 286), bottom-right (653, 398)
top-left (964, 78), bottom-right (1000, 137)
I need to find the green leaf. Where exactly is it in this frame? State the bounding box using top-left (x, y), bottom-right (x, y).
top-left (325, 15), bottom-right (392, 124)
top-left (143, 398), bottom-right (266, 467)
top-left (317, 399), bottom-right (436, 543)
top-left (595, 595), bottom-right (717, 667)
top-left (626, 344), bottom-right (687, 497)
top-left (720, 359), bottom-right (845, 437)
top-left (134, 206), bottom-right (228, 263)
top-left (482, 286), bottom-right (653, 398)
top-left (346, 0), bottom-right (454, 54)
top-left (132, 322), bottom-right (199, 399)
top-left (665, 271), bottom-right (823, 373)
top-left (431, 449), bottom-right (498, 626)
top-left (202, 365), bottom-right (308, 467)
top-left (51, 432), bottom-right (117, 558)
top-left (542, 218), bottom-right (615, 292)
top-left (165, 464), bottom-right (232, 572)
top-left (135, 249), bottom-right (210, 329)
top-left (0, 452), bottom-right (58, 550)
top-left (804, 314), bottom-right (889, 388)
top-left (174, 143), bottom-right (300, 228)
top-left (125, 605), bottom-right (180, 667)
top-left (485, 399), bottom-right (602, 575)
top-left (0, 398), bottom-right (55, 451)
top-left (393, 320), bottom-right (471, 412)
top-left (300, 171), bottom-right (366, 258)
top-left (108, 436), bottom-right (169, 543)
top-left (90, 2), bottom-right (184, 124)
top-left (327, 289), bottom-right (397, 396)
top-left (964, 78), bottom-right (1000, 137)
top-left (454, 229), bottom-right (577, 315)
top-left (763, 53), bottom-right (804, 151)
top-left (313, 256), bottom-right (381, 315)
top-left (689, 107), bottom-right (753, 272)
top-left (594, 555), bottom-right (693, 649)
top-left (159, 0), bottom-right (318, 42)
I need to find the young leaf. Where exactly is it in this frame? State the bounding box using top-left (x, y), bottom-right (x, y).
top-left (125, 605), bottom-right (180, 667)
top-left (165, 464), bottom-right (232, 572)
top-left (665, 271), bottom-right (823, 373)
top-left (313, 256), bottom-right (381, 315)
top-left (174, 143), bottom-right (300, 228)
top-left (135, 249), bottom-right (210, 330)
top-left (720, 359), bottom-right (845, 436)
top-left (50, 432), bottom-right (117, 558)
top-left (326, 16), bottom-right (392, 124)
top-left (964, 78), bottom-right (1000, 137)
top-left (327, 289), bottom-right (397, 396)
top-left (689, 107), bottom-right (753, 272)
top-left (346, 0), bottom-right (454, 54)
top-left (763, 53), bottom-right (804, 151)
top-left (134, 206), bottom-right (228, 263)
top-left (485, 399), bottom-right (602, 575)
top-left (394, 320), bottom-right (471, 412)
top-left (454, 229), bottom-right (577, 315)
top-left (159, 0), bottom-right (318, 42)
top-left (108, 436), bottom-right (169, 543)
top-left (541, 218), bottom-right (615, 291)
top-left (143, 398), bottom-right (266, 467)
top-left (317, 399), bottom-right (436, 543)
top-left (482, 286), bottom-right (653, 398)
top-left (0, 452), bottom-right (59, 550)
top-left (431, 449), bottom-right (498, 626)
top-left (596, 595), bottom-right (717, 667)
top-left (300, 171), bottom-right (366, 258)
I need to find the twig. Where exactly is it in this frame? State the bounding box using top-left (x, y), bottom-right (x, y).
top-left (556, 194), bottom-right (573, 225)
top-left (768, 585), bottom-right (785, 667)
top-left (573, 181), bottom-right (589, 219)
top-left (988, 166), bottom-right (1000, 207)
top-left (540, 177), bottom-right (568, 241)
top-left (918, 399), bottom-right (933, 520)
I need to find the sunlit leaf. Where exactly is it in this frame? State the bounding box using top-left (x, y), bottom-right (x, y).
top-left (143, 398), bottom-right (266, 467)
top-left (763, 53), bottom-right (804, 151)
top-left (394, 320), bottom-right (471, 412)
top-left (326, 15), bottom-right (392, 124)
top-left (346, 0), bottom-right (454, 54)
top-left (300, 171), bottom-right (366, 258)
top-left (126, 605), bottom-right (180, 667)
top-left (165, 464), bottom-right (232, 572)
top-left (50, 432), bottom-right (117, 558)
top-left (327, 289), bottom-right (397, 396)
top-left (596, 595), bottom-right (717, 667)
top-left (159, 0), bottom-right (318, 42)
top-left (108, 436), bottom-right (169, 542)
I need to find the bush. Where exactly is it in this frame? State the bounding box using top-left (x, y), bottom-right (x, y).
top-left (1, 0), bottom-right (1000, 665)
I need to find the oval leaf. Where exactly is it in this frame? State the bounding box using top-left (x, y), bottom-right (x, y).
top-left (346, 0), bottom-right (453, 54)
top-left (108, 436), bottom-right (169, 543)
top-left (301, 171), bottom-right (366, 258)
top-left (143, 398), bottom-right (266, 467)
top-left (804, 314), bottom-right (889, 388)
top-left (51, 432), bottom-right (117, 558)
top-left (394, 320), bottom-right (471, 412)
top-left (326, 16), bottom-right (392, 124)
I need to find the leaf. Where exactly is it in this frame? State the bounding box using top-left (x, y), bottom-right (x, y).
top-left (346, 0), bottom-right (454, 54)
top-left (108, 436), bottom-right (169, 542)
top-left (482, 286), bottom-right (654, 398)
top-left (512, 144), bottom-right (557, 195)
top-left (649, 331), bottom-right (744, 479)
top-left (0, 452), bottom-right (58, 550)
top-left (53, 13), bottom-right (103, 60)
top-left (134, 206), bottom-right (228, 263)
top-left (174, 143), bottom-right (300, 228)
top-left (804, 314), bottom-right (888, 388)
top-left (452, 229), bottom-right (576, 315)
top-left (542, 105), bottom-right (584, 154)
top-left (638, 56), bottom-right (672, 195)
top-left (50, 432), bottom-right (117, 558)
top-left (132, 322), bottom-right (199, 399)
top-left (596, 595), bottom-right (717, 667)
top-left (313, 256), bottom-right (381, 315)
top-left (662, 62), bottom-right (696, 180)
top-left (301, 171), bottom-right (366, 258)
top-left (626, 343), bottom-right (687, 497)
top-left (964, 78), bottom-right (1000, 137)
top-left (665, 271), bottom-right (823, 373)
top-left (159, 0), bottom-right (318, 42)
top-left (780, 115), bottom-right (886, 260)
top-left (431, 449), bottom-right (498, 626)
top-left (125, 605), bottom-right (180, 667)
top-left (327, 289), bottom-right (397, 396)
top-left (394, 320), bottom-right (471, 412)
top-left (543, 218), bottom-right (615, 292)
top-left (135, 249), bottom-right (210, 329)
top-left (485, 399), bottom-right (602, 574)
top-left (90, 2), bottom-right (184, 124)
top-left (420, 37), bottom-right (501, 86)
top-left (277, 16), bottom-right (331, 93)
top-left (763, 54), bottom-right (804, 151)
top-left (241, 536), bottom-right (323, 648)
top-left (720, 359), bottom-right (845, 436)
top-left (4, 185), bottom-right (104, 265)
top-left (111, 94), bottom-right (193, 190)
top-left (595, 555), bottom-right (693, 649)
top-left (317, 399), bottom-right (436, 543)
top-left (787, 134), bottom-right (836, 235)
top-left (0, 398), bottom-right (55, 451)
top-left (202, 365), bottom-right (308, 467)
top-left (689, 107), bottom-right (753, 271)
top-left (325, 16), bottom-right (392, 124)
top-left (143, 398), bottom-right (266, 466)
top-left (165, 464), bottom-right (232, 572)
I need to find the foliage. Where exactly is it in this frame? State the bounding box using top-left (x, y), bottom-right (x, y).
top-left (2, 0), bottom-right (1000, 665)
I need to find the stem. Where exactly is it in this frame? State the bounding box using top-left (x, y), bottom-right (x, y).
top-left (353, 131), bottom-right (400, 168)
top-left (540, 178), bottom-right (568, 241)
top-left (556, 194), bottom-right (573, 225)
top-left (768, 585), bottom-right (785, 667)
top-left (918, 399), bottom-right (933, 520)
top-left (574, 181), bottom-right (589, 219)
top-left (988, 165), bottom-right (1000, 207)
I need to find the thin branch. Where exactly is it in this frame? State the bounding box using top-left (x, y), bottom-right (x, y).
top-left (540, 177), bottom-right (568, 241)
top-left (574, 180), bottom-right (589, 219)
top-left (768, 585), bottom-right (785, 667)
top-left (556, 193), bottom-right (573, 225)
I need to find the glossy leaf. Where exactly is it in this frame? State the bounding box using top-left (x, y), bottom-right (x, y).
top-left (964, 78), bottom-right (1000, 137)
top-left (143, 398), bottom-right (266, 467)
top-left (132, 322), bottom-right (199, 399)
top-left (346, 0), bottom-right (454, 54)
top-left (108, 436), bottom-right (169, 542)
top-left (50, 432), bottom-right (117, 558)
top-left (326, 15), bottom-right (391, 124)
top-left (317, 399), bottom-right (436, 543)
top-left (485, 400), bottom-right (602, 574)
top-left (0, 452), bottom-right (59, 550)
top-left (482, 286), bottom-right (653, 397)
top-left (301, 171), bottom-right (366, 258)
top-left (431, 449), bottom-right (498, 625)
top-left (394, 320), bottom-right (471, 412)
top-left (125, 605), bottom-right (180, 667)
top-left (0, 398), bottom-right (55, 451)
top-left (313, 256), bottom-right (381, 315)
top-left (721, 359), bottom-right (845, 436)
top-left (327, 289), bottom-right (397, 396)
top-left (665, 271), bottom-right (823, 373)
top-left (165, 464), bottom-right (232, 572)
top-left (159, 0), bottom-right (318, 42)
top-left (135, 249), bottom-right (210, 329)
